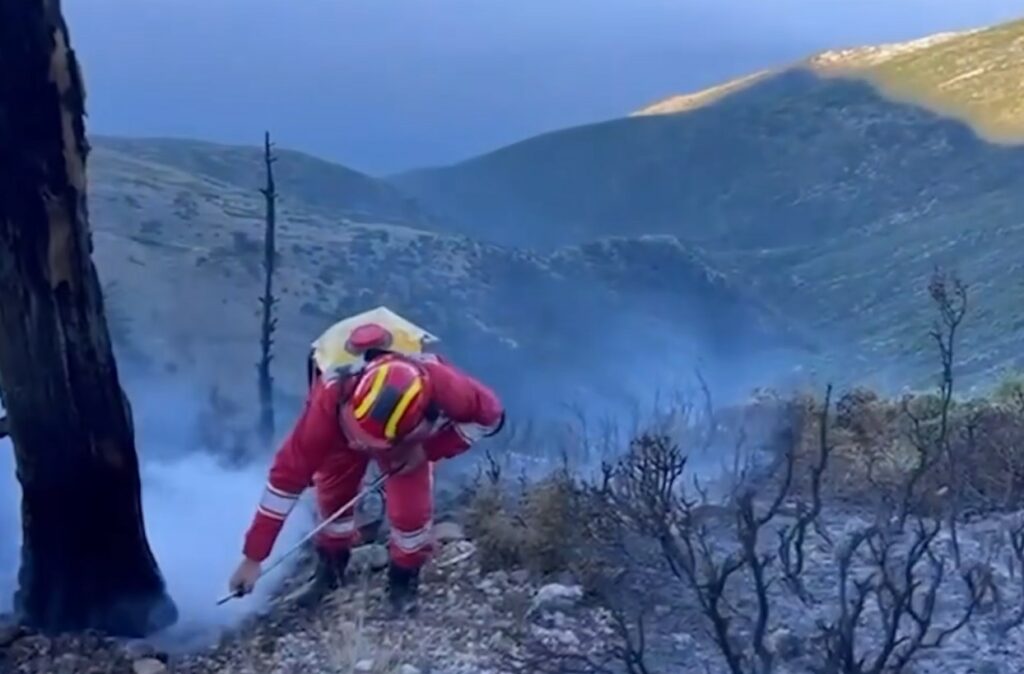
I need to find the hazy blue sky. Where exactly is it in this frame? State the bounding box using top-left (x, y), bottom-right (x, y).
top-left (65, 0), bottom-right (1022, 175)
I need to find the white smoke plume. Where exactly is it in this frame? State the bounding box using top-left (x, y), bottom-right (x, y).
top-left (0, 378), bottom-right (309, 649)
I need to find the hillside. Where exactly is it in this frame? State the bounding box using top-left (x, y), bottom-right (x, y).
top-left (388, 21), bottom-right (1024, 384)
top-left (85, 141), bottom-right (803, 432)
top-left (390, 71), bottom-right (1024, 252)
top-left (810, 18), bottom-right (1024, 144)
top-left (93, 136), bottom-right (434, 227)
top-left (635, 18), bottom-right (1024, 142)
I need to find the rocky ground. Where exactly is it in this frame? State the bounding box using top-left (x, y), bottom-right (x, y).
top-left (5, 506), bottom-right (1024, 674)
top-left (0, 525), bottom-right (620, 674)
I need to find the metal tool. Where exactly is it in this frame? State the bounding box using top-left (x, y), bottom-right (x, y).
top-left (217, 467), bottom-right (396, 605)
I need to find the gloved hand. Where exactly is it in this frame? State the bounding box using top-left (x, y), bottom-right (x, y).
top-left (228, 557), bottom-right (262, 596)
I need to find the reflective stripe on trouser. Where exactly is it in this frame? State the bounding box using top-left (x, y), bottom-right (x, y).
top-left (385, 460), bottom-right (435, 570)
top-left (307, 435), bottom-right (435, 566)
top-left (313, 446), bottom-right (371, 553)
top-left (391, 521), bottom-right (433, 552)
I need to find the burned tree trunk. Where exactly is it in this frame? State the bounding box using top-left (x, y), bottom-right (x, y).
top-left (257, 131), bottom-right (278, 444)
top-left (0, 0), bottom-right (177, 636)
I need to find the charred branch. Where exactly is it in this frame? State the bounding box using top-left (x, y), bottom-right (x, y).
top-left (257, 130), bottom-right (278, 444)
top-left (817, 518), bottom-right (988, 674)
top-left (779, 384), bottom-right (835, 604)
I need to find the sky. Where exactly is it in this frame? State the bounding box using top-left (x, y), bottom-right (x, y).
top-left (64, 0), bottom-right (1023, 175)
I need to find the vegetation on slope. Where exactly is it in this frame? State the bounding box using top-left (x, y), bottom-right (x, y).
top-left (461, 274), bottom-right (1024, 674)
top-left (389, 29), bottom-right (1024, 385)
top-left (93, 136), bottom-right (433, 226)
top-left (810, 18), bottom-right (1024, 143)
top-left (638, 19), bottom-right (1024, 143)
top-left (393, 70), bottom-right (1024, 251)
top-left (632, 70), bottom-right (774, 117)
top-left (86, 144), bottom-right (801, 430)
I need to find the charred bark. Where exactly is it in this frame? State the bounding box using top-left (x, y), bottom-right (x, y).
top-left (257, 131), bottom-right (277, 444)
top-left (0, 0), bottom-right (177, 636)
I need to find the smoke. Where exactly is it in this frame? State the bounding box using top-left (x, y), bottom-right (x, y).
top-left (0, 428), bottom-right (17, 614)
top-left (0, 375), bottom-right (310, 647)
top-left (127, 373), bottom-right (310, 649)
top-left (139, 454), bottom-right (310, 650)
top-left (0, 274), bottom-right (804, 642)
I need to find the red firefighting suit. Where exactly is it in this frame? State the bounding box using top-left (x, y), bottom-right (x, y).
top-left (242, 352), bottom-right (504, 570)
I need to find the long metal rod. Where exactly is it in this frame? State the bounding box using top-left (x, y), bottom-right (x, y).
top-left (217, 468), bottom-right (394, 605)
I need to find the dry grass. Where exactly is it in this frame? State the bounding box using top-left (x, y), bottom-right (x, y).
top-left (463, 466), bottom-right (581, 577)
top-left (631, 70), bottom-right (774, 116)
top-left (219, 586), bottom-right (409, 674)
top-left (744, 378), bottom-right (1024, 517)
top-left (637, 18), bottom-right (1024, 141)
top-left (826, 19), bottom-right (1024, 142)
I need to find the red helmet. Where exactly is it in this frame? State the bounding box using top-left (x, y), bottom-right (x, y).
top-left (340, 356), bottom-right (432, 450)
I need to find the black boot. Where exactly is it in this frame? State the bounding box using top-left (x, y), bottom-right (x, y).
top-left (386, 562), bottom-right (420, 617)
top-left (294, 549), bottom-right (350, 609)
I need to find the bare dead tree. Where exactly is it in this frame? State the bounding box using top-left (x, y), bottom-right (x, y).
top-left (778, 385), bottom-right (835, 604)
top-left (928, 268), bottom-right (968, 565)
top-left (0, 0), bottom-right (176, 635)
top-left (556, 377), bottom-right (811, 674)
top-left (608, 428), bottom-right (794, 674)
top-left (898, 270), bottom-right (969, 564)
top-left (257, 130), bottom-right (278, 445)
top-left (998, 516), bottom-right (1024, 632)
top-left (817, 517), bottom-right (988, 674)
top-left (482, 449), bottom-right (503, 486)
top-left (928, 269), bottom-right (967, 442)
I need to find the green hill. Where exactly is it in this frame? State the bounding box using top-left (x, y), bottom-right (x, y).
top-left (392, 70), bottom-right (1024, 251)
top-left (93, 136), bottom-right (434, 227)
top-left (389, 21), bottom-right (1024, 384)
top-left (634, 19), bottom-right (1024, 143)
top-left (86, 141), bottom-right (802, 420)
top-left (808, 18), bottom-right (1024, 144)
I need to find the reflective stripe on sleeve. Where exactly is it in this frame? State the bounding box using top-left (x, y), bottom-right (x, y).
top-left (257, 484), bottom-right (300, 520)
top-left (454, 420), bottom-right (499, 444)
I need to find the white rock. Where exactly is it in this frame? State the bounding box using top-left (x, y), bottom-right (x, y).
top-left (530, 583), bottom-right (583, 615)
top-left (555, 629), bottom-right (580, 647)
top-left (354, 659), bottom-right (375, 673)
top-left (132, 658), bottom-right (168, 674)
top-left (433, 521), bottom-right (466, 543)
top-left (672, 632), bottom-right (696, 649)
top-left (509, 569), bottom-right (530, 584)
top-left (399, 665), bottom-right (422, 674)
top-left (122, 640), bottom-right (158, 660)
top-left (350, 544), bottom-right (389, 572)
top-left (765, 628), bottom-right (801, 660)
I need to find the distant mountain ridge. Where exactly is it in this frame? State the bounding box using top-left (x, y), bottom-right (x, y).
top-left (86, 140), bottom-right (802, 424)
top-left (636, 18), bottom-right (1024, 144)
top-left (94, 135), bottom-right (433, 227)
top-left (387, 19), bottom-right (1024, 384)
top-left (87, 19), bottom-right (1024, 396)
top-left (392, 71), bottom-right (1024, 249)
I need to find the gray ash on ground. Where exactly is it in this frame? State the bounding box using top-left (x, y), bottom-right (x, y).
top-left (0, 531), bottom-right (616, 674)
top-left (6, 507), bottom-right (1024, 673)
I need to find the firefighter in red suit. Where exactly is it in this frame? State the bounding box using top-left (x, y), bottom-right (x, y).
top-left (228, 324), bottom-right (505, 613)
